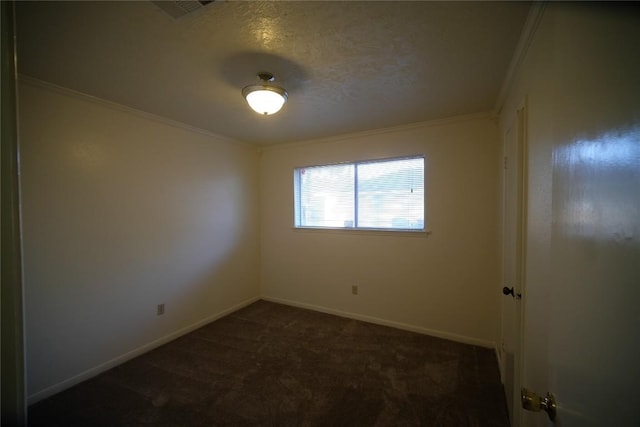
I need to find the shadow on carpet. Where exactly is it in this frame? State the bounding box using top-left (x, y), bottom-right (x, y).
top-left (28, 300), bottom-right (509, 427)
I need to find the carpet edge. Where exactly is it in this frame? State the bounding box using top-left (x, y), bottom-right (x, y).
top-left (27, 296), bottom-right (261, 405)
top-left (261, 295), bottom-right (497, 349)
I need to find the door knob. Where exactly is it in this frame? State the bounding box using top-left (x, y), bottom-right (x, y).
top-left (521, 388), bottom-right (556, 421)
top-left (502, 286), bottom-right (522, 299)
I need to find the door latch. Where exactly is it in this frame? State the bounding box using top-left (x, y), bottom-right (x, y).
top-left (521, 388), bottom-right (556, 421)
top-left (502, 286), bottom-right (522, 299)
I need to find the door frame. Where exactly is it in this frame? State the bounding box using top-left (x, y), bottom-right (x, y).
top-left (500, 99), bottom-right (528, 427)
top-left (1, 1), bottom-right (27, 425)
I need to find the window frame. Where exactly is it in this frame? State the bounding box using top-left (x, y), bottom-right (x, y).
top-left (293, 155), bottom-right (426, 233)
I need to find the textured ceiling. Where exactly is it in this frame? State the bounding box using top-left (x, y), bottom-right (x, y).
top-left (16, 1), bottom-right (531, 145)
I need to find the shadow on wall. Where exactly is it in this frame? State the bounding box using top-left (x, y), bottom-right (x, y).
top-left (19, 80), bottom-right (260, 402)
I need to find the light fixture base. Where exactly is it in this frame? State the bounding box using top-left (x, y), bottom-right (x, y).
top-left (257, 72), bottom-right (275, 82)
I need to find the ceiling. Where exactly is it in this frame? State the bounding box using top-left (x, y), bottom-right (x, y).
top-left (15, 1), bottom-right (531, 146)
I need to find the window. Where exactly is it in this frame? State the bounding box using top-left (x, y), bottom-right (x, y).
top-left (294, 156), bottom-right (424, 231)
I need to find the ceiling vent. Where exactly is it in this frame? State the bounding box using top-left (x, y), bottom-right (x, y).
top-left (152, 1), bottom-right (216, 19)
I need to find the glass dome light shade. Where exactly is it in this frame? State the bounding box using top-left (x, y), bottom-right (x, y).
top-left (242, 85), bottom-right (288, 115)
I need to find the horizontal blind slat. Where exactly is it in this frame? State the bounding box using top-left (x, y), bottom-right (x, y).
top-left (295, 156), bottom-right (424, 230)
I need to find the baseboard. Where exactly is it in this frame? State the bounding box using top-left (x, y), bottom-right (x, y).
top-left (496, 344), bottom-right (505, 384)
top-left (261, 296), bottom-right (496, 349)
top-left (27, 296), bottom-right (260, 405)
top-left (29, 295), bottom-right (497, 405)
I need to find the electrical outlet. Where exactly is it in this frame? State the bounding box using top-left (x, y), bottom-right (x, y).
top-left (157, 304), bottom-right (165, 316)
top-left (352, 285), bottom-right (358, 295)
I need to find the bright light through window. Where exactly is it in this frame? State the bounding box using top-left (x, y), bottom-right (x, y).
top-left (294, 156), bottom-right (424, 230)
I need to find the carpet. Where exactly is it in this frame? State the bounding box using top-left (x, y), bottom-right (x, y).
top-left (28, 300), bottom-right (509, 426)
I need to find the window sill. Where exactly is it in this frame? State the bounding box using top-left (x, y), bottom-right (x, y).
top-left (292, 227), bottom-right (432, 237)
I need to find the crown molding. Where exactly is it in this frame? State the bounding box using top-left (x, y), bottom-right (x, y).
top-left (260, 111), bottom-right (497, 152)
top-left (18, 75), bottom-right (258, 150)
top-left (494, 2), bottom-right (547, 116)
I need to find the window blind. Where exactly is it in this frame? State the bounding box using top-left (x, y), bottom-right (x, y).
top-left (294, 156), bottom-right (424, 230)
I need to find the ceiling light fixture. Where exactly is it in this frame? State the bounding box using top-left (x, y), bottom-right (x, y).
top-left (242, 72), bottom-right (288, 115)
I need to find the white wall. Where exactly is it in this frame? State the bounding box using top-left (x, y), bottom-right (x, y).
top-left (260, 115), bottom-right (501, 346)
top-left (19, 79), bottom-right (260, 402)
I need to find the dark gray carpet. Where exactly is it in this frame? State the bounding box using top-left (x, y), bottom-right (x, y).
top-left (28, 300), bottom-right (509, 426)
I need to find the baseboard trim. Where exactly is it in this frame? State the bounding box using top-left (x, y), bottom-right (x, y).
top-left (496, 344), bottom-right (505, 384)
top-left (27, 296), bottom-right (260, 405)
top-left (261, 296), bottom-right (495, 349)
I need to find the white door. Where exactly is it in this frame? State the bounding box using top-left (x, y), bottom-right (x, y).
top-left (518, 4), bottom-right (640, 426)
top-left (501, 105), bottom-right (526, 426)
top-left (545, 6), bottom-right (640, 426)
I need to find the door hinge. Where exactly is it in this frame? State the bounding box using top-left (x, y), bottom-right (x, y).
top-left (503, 156), bottom-right (508, 170)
